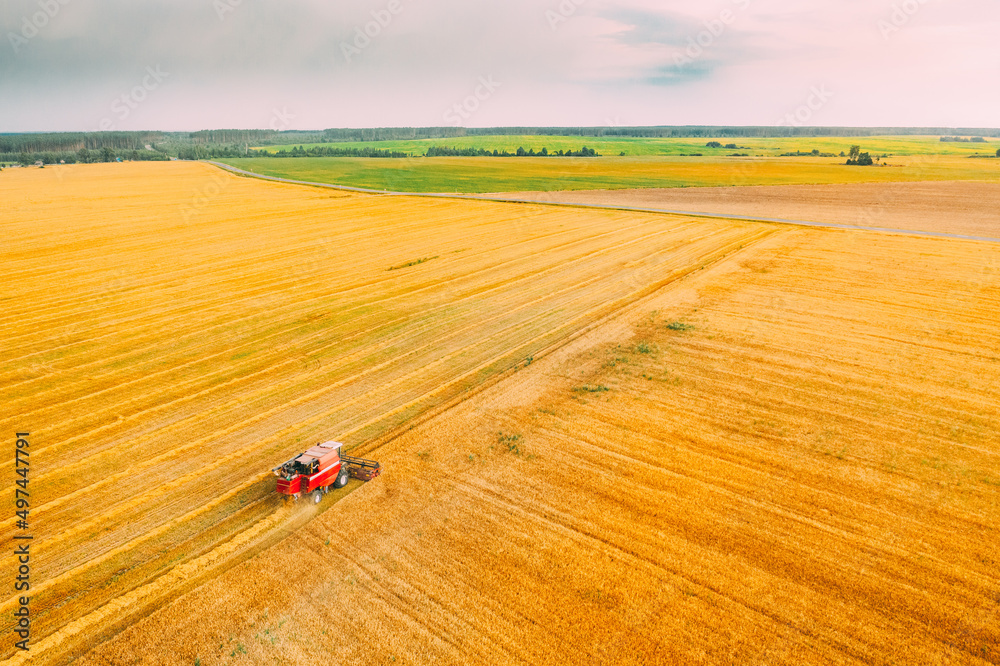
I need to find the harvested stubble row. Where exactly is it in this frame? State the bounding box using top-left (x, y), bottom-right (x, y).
top-left (79, 226), bottom-right (1000, 665)
top-left (0, 161), bottom-right (773, 662)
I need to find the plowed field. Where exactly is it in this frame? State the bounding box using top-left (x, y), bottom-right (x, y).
top-left (80, 225), bottom-right (1000, 665)
top-left (0, 162), bottom-right (776, 663)
top-left (485, 180), bottom-right (1000, 239)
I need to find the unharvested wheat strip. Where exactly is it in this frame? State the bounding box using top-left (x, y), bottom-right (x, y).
top-left (0, 219), bottom-right (728, 482)
top-left (344, 230), bottom-right (781, 462)
top-left (4, 264), bottom-right (489, 435)
top-left (3, 211), bottom-right (687, 415)
top-left (13, 204), bottom-right (668, 337)
top-left (0, 225), bottom-right (346, 309)
top-left (1, 217), bottom-right (664, 400)
top-left (1, 195), bottom-right (395, 272)
top-left (1, 241), bottom-right (701, 548)
top-left (0, 335), bottom-right (428, 527)
top-left (0, 208), bottom-right (648, 394)
top-left (0, 197), bottom-right (621, 337)
top-left (0, 242), bottom-right (385, 347)
top-left (3, 227), bottom-right (766, 595)
top-left (1, 226), bottom-right (616, 430)
top-left (7, 223), bottom-right (672, 488)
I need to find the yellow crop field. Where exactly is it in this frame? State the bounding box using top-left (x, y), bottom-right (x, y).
top-left (221, 153), bottom-right (1000, 194)
top-left (0, 161), bottom-right (778, 663)
top-left (81, 226), bottom-right (1000, 665)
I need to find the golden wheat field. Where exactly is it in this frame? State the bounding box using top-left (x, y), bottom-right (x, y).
top-left (0, 161), bottom-right (775, 663)
top-left (81, 227), bottom-right (1000, 666)
top-left (3, 161), bottom-right (999, 664)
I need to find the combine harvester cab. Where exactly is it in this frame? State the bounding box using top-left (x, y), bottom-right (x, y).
top-left (272, 441), bottom-right (381, 504)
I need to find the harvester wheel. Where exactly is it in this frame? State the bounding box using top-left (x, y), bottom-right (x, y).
top-left (312, 490), bottom-right (322, 504)
top-left (333, 467), bottom-right (349, 489)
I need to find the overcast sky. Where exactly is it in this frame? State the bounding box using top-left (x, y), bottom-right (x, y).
top-left (1, 0), bottom-right (997, 132)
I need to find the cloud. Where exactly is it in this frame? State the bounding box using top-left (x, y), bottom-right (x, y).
top-left (587, 4), bottom-right (767, 86)
top-left (0, 0), bottom-right (998, 130)
top-left (2, 1), bottom-right (345, 83)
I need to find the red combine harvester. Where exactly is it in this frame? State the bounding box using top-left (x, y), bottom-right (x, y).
top-left (272, 441), bottom-right (381, 503)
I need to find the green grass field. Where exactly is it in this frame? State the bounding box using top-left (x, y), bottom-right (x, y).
top-left (254, 135), bottom-right (998, 158)
top-left (218, 155), bottom-right (1000, 194)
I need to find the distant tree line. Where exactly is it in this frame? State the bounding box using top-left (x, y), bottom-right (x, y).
top-left (273, 145), bottom-right (410, 158)
top-left (4, 127), bottom-right (999, 157)
top-left (178, 145), bottom-right (238, 160)
top-left (5, 127), bottom-right (999, 168)
top-left (780, 149), bottom-right (838, 157)
top-left (322, 128), bottom-right (427, 142)
top-left (175, 144), bottom-right (412, 159)
top-left (3, 146), bottom-right (171, 166)
top-left (316, 126), bottom-right (1000, 141)
top-left (425, 145), bottom-right (599, 157)
top-left (0, 131), bottom-right (163, 154)
top-left (189, 129), bottom-right (276, 145)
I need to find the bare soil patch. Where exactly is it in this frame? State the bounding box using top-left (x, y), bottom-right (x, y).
top-left (483, 181), bottom-right (1000, 238)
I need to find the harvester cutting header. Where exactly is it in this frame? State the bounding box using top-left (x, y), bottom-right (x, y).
top-left (272, 441), bottom-right (381, 503)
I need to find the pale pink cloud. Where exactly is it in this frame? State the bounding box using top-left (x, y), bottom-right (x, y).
top-left (0, 0), bottom-right (996, 130)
